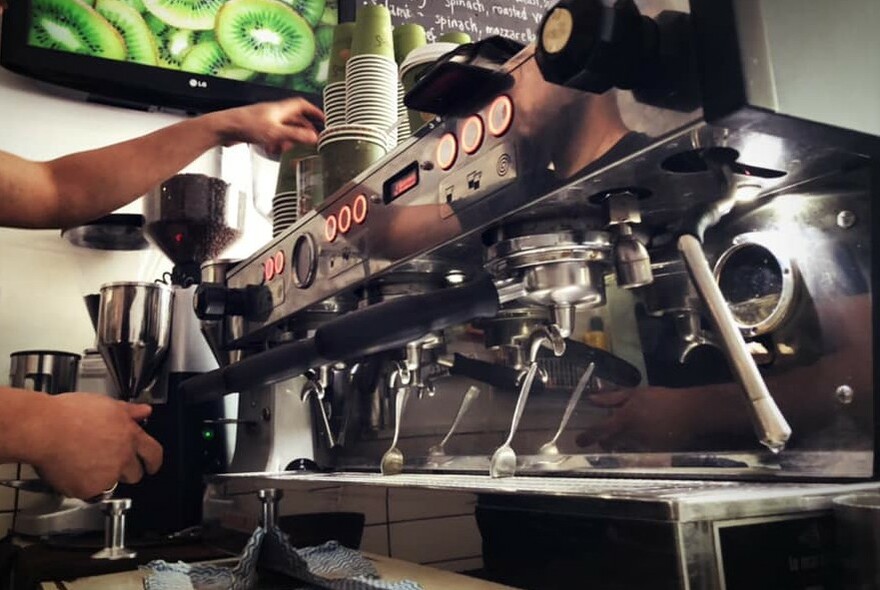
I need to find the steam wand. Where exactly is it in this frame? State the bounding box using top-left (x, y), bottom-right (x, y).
top-left (677, 153), bottom-right (791, 453)
top-left (301, 366), bottom-right (336, 449)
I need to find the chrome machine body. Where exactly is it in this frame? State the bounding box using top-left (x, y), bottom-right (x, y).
top-left (188, 0), bottom-right (879, 587)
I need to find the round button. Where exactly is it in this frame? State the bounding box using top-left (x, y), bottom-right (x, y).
top-left (292, 233), bottom-right (317, 288)
top-left (273, 250), bottom-right (285, 274)
top-left (264, 257), bottom-right (275, 282)
top-left (352, 194), bottom-right (368, 224)
top-left (488, 95), bottom-right (514, 137)
top-left (461, 115), bottom-right (484, 154)
top-left (436, 132), bottom-right (458, 170)
top-left (338, 204), bottom-right (352, 234)
top-left (324, 215), bottom-right (338, 242)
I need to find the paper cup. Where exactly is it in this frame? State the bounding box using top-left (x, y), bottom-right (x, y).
top-left (439, 31), bottom-right (472, 44)
top-left (329, 22), bottom-right (356, 84)
top-left (319, 136), bottom-right (388, 197)
top-left (351, 4), bottom-right (394, 59)
top-left (393, 23), bottom-right (427, 65)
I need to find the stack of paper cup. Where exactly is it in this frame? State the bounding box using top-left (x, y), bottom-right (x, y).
top-left (318, 123), bottom-right (392, 197)
top-left (323, 82), bottom-right (347, 128)
top-left (345, 5), bottom-right (398, 148)
top-left (393, 24), bottom-right (427, 145)
top-left (272, 191), bottom-right (299, 237)
top-left (324, 23), bottom-right (355, 129)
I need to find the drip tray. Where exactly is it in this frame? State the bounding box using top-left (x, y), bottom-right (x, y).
top-left (208, 471), bottom-right (880, 523)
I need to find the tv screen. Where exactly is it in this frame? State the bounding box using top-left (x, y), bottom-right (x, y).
top-left (0, 0), bottom-right (355, 113)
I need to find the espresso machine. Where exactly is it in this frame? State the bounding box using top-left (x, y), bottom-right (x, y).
top-left (180, 0), bottom-right (879, 586)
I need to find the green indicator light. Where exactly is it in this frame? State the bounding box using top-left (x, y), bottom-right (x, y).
top-left (202, 428), bottom-right (215, 441)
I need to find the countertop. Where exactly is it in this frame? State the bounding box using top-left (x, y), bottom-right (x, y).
top-left (41, 553), bottom-right (517, 590)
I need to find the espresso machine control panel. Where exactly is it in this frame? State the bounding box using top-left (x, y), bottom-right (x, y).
top-left (222, 92), bottom-right (524, 346)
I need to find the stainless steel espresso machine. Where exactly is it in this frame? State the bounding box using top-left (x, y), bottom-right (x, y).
top-left (181, 0), bottom-right (880, 587)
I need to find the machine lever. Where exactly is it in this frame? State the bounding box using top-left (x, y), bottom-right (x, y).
top-left (678, 234), bottom-right (791, 452)
top-left (302, 382), bottom-right (336, 449)
top-left (444, 354), bottom-right (545, 394)
top-left (316, 275), bottom-right (499, 359)
top-left (182, 276), bottom-right (500, 402)
top-left (554, 339), bottom-right (642, 388)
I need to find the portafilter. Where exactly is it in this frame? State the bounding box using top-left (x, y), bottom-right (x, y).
top-left (96, 282), bottom-right (173, 401)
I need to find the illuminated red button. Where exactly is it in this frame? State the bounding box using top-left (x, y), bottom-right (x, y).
top-left (338, 205), bottom-right (352, 234)
top-left (324, 215), bottom-right (338, 242)
top-left (461, 115), bottom-right (484, 154)
top-left (264, 257), bottom-right (275, 282)
top-left (436, 132), bottom-right (458, 170)
top-left (488, 95), bottom-right (514, 137)
top-left (274, 250), bottom-right (285, 274)
top-left (352, 194), bottom-right (368, 224)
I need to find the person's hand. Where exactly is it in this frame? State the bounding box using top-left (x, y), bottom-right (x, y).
top-left (575, 384), bottom-right (749, 452)
top-left (212, 97), bottom-right (325, 157)
top-left (30, 393), bottom-right (163, 500)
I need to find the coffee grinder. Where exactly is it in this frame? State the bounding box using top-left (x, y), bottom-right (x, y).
top-left (95, 172), bottom-right (245, 536)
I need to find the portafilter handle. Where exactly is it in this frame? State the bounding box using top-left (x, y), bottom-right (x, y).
top-left (677, 234), bottom-right (791, 452)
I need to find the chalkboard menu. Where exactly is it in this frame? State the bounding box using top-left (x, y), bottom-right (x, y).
top-left (360, 0), bottom-right (553, 45)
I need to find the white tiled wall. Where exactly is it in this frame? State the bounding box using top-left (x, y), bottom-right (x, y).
top-left (277, 486), bottom-right (484, 572)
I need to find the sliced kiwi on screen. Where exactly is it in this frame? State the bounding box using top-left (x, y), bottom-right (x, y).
top-left (319, 0), bottom-right (337, 25)
top-left (289, 72), bottom-right (320, 93)
top-left (301, 24), bottom-right (331, 87)
top-left (277, 0), bottom-right (325, 27)
top-left (216, 0), bottom-right (316, 75)
top-left (29, 0), bottom-right (127, 59)
top-left (96, 0), bottom-right (159, 65)
top-left (143, 0), bottom-right (225, 30)
top-left (181, 39), bottom-right (255, 80)
top-left (148, 18), bottom-right (199, 68)
top-left (119, 0), bottom-right (147, 13)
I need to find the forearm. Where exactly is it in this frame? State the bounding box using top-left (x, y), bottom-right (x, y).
top-left (41, 113), bottom-right (228, 228)
top-left (0, 387), bottom-right (53, 465)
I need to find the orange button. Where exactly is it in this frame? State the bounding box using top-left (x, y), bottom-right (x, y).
top-left (264, 257), bottom-right (275, 282)
top-left (338, 204), bottom-right (352, 234)
top-left (461, 115), bottom-right (484, 154)
top-left (352, 194), bottom-right (368, 224)
top-left (324, 215), bottom-right (338, 242)
top-left (436, 132), bottom-right (458, 170)
top-left (488, 95), bottom-right (514, 137)
top-left (274, 250), bottom-right (285, 274)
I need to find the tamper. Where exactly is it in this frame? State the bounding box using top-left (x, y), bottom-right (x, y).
top-left (91, 498), bottom-right (136, 560)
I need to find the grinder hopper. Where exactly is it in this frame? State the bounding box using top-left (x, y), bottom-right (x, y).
top-left (143, 173), bottom-right (245, 283)
top-left (143, 173), bottom-right (247, 366)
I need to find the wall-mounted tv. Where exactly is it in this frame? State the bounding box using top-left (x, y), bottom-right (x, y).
top-left (0, 0), bottom-right (355, 113)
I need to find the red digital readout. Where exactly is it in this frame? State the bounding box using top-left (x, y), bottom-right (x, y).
top-left (391, 169), bottom-right (419, 199)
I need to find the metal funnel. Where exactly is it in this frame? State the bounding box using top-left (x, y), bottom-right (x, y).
top-left (96, 282), bottom-right (173, 400)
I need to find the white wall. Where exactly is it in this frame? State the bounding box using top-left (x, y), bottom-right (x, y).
top-left (0, 64), bottom-right (273, 385)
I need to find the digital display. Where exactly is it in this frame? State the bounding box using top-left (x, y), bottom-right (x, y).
top-left (21, 0), bottom-right (339, 93)
top-left (383, 162), bottom-right (420, 204)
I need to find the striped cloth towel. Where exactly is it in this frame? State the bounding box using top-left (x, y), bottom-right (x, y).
top-left (143, 526), bottom-right (422, 590)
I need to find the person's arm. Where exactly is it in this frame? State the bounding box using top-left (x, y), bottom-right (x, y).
top-left (0, 97), bottom-right (324, 229)
top-left (0, 387), bottom-right (163, 500)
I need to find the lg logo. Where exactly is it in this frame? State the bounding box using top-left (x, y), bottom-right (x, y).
top-left (189, 78), bottom-right (208, 88)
